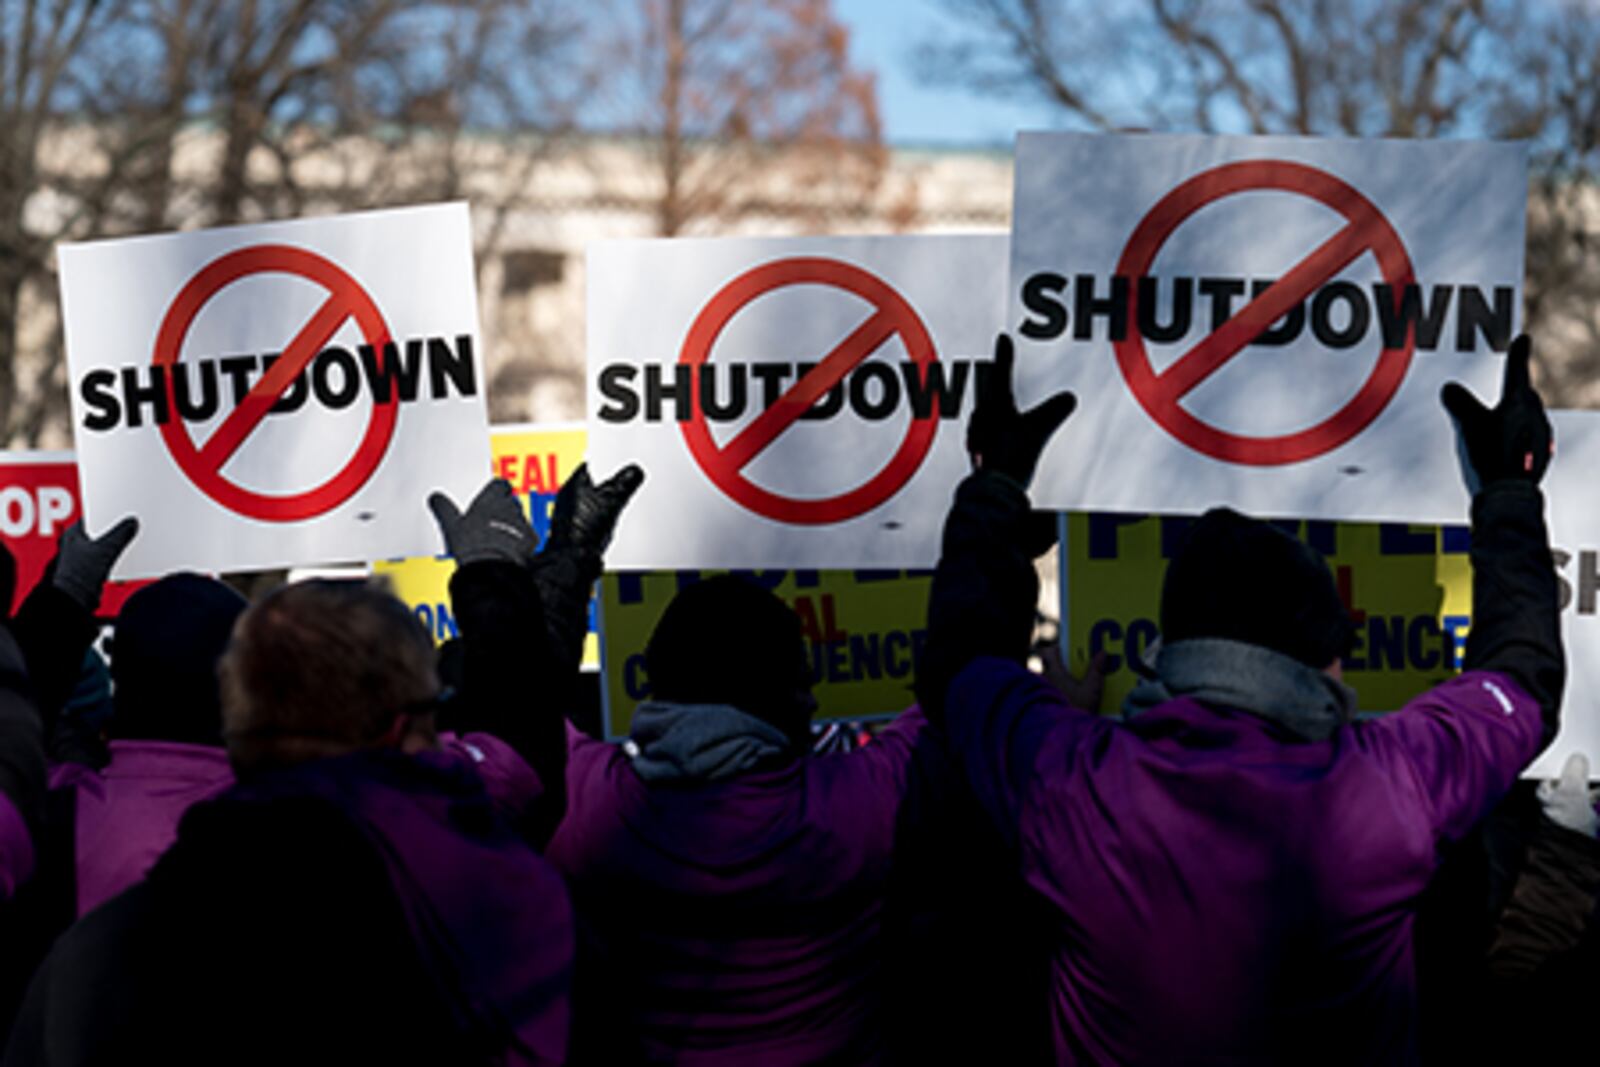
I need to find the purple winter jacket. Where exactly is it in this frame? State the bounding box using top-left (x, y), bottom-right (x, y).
top-left (46, 731), bottom-right (537, 920)
top-left (946, 656), bottom-right (1545, 1065)
top-left (3, 740), bottom-right (574, 1067)
top-left (546, 709), bottom-right (933, 1065)
top-left (49, 742), bottom-right (232, 918)
top-left (214, 744), bottom-right (574, 1065)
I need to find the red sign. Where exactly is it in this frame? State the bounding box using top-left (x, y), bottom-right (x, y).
top-left (678, 257), bottom-right (940, 525)
top-left (153, 245), bottom-right (398, 521)
top-left (0, 456), bottom-right (146, 616)
top-left (1113, 160), bottom-right (1416, 466)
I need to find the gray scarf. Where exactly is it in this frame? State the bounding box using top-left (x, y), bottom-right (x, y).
top-left (1121, 638), bottom-right (1357, 742)
top-left (624, 701), bottom-right (793, 784)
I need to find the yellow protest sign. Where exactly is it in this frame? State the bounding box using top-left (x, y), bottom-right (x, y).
top-left (599, 569), bottom-right (931, 737)
top-left (1063, 513), bottom-right (1475, 713)
top-left (373, 423), bottom-right (598, 667)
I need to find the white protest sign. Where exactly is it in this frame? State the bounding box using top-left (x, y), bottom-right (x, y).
top-left (59, 203), bottom-right (490, 578)
top-left (1011, 132), bottom-right (1525, 524)
top-left (587, 234), bottom-right (1006, 568)
top-left (1538, 409), bottom-right (1600, 777)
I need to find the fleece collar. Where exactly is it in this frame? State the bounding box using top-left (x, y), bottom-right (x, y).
top-left (624, 701), bottom-right (793, 784)
top-left (1121, 638), bottom-right (1357, 742)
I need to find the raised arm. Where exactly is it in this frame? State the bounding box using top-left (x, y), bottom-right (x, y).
top-left (915, 334), bottom-right (1074, 725)
top-left (1442, 335), bottom-right (1564, 743)
top-left (430, 465), bottom-right (640, 844)
top-left (529, 463), bottom-right (643, 679)
top-left (914, 335), bottom-right (1087, 840)
top-left (9, 519), bottom-right (137, 761)
top-left (429, 479), bottom-right (560, 839)
top-left (1365, 337), bottom-right (1565, 842)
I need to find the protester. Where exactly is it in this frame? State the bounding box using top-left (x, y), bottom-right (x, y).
top-left (434, 465), bottom-right (1042, 1064)
top-left (0, 543), bottom-right (246, 1042)
top-left (4, 512), bottom-right (582, 1064)
top-left (31, 566), bottom-right (244, 919)
top-left (916, 333), bottom-right (1563, 1063)
top-left (527, 552), bottom-right (948, 1063)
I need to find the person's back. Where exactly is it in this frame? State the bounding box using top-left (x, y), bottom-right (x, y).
top-left (948, 658), bottom-right (1540, 1061)
top-left (918, 334), bottom-right (1563, 1063)
top-left (554, 710), bottom-right (926, 1064)
top-left (49, 738), bottom-right (232, 917)
top-left (0, 533), bottom-right (241, 1034)
top-left (10, 757), bottom-right (478, 1066)
top-left (549, 576), bottom-right (935, 1065)
top-left (3, 520), bottom-right (244, 924)
top-left (46, 572), bottom-right (245, 917)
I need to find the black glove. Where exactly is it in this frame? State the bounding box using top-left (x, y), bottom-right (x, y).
top-left (52, 518), bottom-right (139, 612)
top-left (967, 333), bottom-right (1077, 488)
top-left (428, 479), bottom-right (537, 568)
top-left (544, 463), bottom-right (646, 557)
top-left (1441, 334), bottom-right (1552, 492)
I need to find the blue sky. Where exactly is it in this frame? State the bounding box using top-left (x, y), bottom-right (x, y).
top-left (832, 0), bottom-right (1059, 147)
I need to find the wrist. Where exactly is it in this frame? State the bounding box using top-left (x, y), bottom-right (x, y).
top-left (1473, 478), bottom-right (1542, 499)
top-left (51, 574), bottom-right (102, 613)
top-left (965, 466), bottom-right (1031, 504)
top-left (455, 544), bottom-right (533, 569)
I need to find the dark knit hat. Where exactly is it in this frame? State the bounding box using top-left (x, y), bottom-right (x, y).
top-left (645, 575), bottom-right (813, 722)
top-left (1161, 508), bottom-right (1354, 669)
top-left (110, 572), bottom-right (248, 746)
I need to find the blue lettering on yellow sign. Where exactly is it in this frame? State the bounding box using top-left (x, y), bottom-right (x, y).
top-left (412, 602), bottom-right (459, 641)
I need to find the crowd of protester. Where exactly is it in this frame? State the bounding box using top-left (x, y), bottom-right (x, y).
top-left (0, 331), bottom-right (1594, 1065)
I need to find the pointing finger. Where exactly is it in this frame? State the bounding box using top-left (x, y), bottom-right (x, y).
top-left (1501, 333), bottom-right (1532, 402)
top-left (427, 492), bottom-right (462, 531)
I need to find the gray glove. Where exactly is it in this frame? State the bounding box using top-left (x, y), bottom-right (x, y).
top-left (52, 518), bottom-right (139, 612)
top-left (1538, 752), bottom-right (1600, 838)
top-left (544, 463), bottom-right (645, 557)
top-left (427, 479), bottom-right (537, 568)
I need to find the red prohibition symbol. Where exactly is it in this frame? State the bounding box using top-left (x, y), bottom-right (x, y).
top-left (1114, 160), bottom-right (1417, 466)
top-left (153, 245), bottom-right (397, 522)
top-left (678, 257), bottom-right (941, 525)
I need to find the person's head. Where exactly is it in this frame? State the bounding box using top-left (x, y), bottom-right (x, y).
top-left (219, 580), bottom-right (439, 775)
top-left (645, 575), bottom-right (816, 747)
top-left (1161, 508), bottom-right (1354, 674)
top-left (109, 573), bottom-right (248, 746)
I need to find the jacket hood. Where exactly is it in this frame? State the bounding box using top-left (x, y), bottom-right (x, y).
top-left (624, 701), bottom-right (794, 784)
top-left (1123, 638), bottom-right (1357, 741)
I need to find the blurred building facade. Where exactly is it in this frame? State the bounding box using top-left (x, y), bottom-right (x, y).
top-left (18, 128), bottom-right (1011, 446)
top-left (470, 138), bottom-right (1012, 424)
